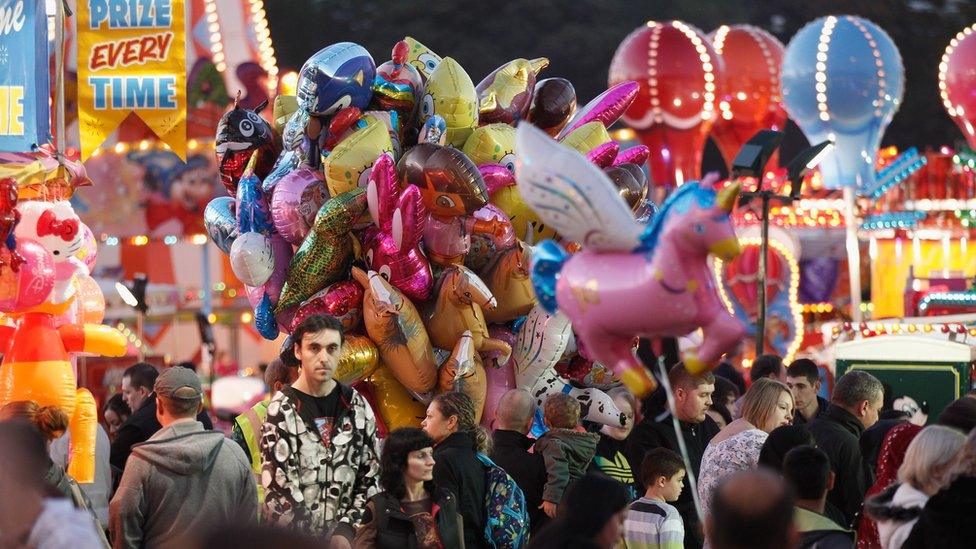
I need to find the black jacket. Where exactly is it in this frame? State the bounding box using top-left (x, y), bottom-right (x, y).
top-left (903, 475), bottom-right (976, 549)
top-left (809, 404), bottom-right (870, 528)
top-left (434, 432), bottom-right (487, 549)
top-left (623, 412), bottom-right (720, 549)
top-left (109, 394), bottom-right (213, 471)
top-left (362, 488), bottom-right (463, 549)
top-left (489, 429), bottom-right (548, 534)
top-left (793, 396), bottom-right (830, 426)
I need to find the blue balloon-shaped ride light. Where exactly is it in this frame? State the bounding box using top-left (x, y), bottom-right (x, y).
top-left (781, 15), bottom-right (904, 190)
top-left (297, 42), bottom-right (377, 117)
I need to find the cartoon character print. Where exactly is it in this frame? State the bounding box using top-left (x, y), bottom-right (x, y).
top-left (14, 201), bottom-right (87, 304)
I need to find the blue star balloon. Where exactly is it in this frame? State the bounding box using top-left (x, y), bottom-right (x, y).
top-left (782, 15), bottom-right (904, 190)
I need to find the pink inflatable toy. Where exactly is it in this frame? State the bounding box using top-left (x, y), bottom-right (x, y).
top-left (517, 123), bottom-right (745, 396)
top-left (363, 153), bottom-right (433, 303)
top-left (556, 81), bottom-right (639, 140)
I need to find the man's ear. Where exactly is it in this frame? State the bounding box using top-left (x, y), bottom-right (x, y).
top-left (827, 470), bottom-right (836, 491)
top-left (857, 399), bottom-right (870, 417)
top-left (293, 343), bottom-right (302, 363)
top-left (674, 387), bottom-right (686, 401)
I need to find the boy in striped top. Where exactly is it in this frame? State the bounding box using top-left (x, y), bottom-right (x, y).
top-left (624, 448), bottom-right (686, 549)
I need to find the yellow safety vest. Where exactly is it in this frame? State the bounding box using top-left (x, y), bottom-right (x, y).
top-left (234, 399), bottom-right (268, 509)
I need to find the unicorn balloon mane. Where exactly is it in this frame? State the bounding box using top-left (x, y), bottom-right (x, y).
top-left (517, 123), bottom-right (745, 395)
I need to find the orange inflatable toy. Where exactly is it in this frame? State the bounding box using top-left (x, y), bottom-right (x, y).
top-left (0, 312), bottom-right (126, 482)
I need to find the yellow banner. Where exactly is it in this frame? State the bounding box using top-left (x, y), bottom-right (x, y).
top-left (76, 0), bottom-right (186, 160)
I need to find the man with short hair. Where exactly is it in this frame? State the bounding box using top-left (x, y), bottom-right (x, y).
top-left (232, 359), bottom-right (299, 507)
top-left (809, 370), bottom-right (884, 527)
top-left (489, 388), bottom-right (548, 533)
top-left (260, 314), bottom-right (380, 548)
top-left (782, 446), bottom-right (854, 549)
top-left (787, 358), bottom-right (829, 425)
top-left (732, 354), bottom-right (785, 418)
top-left (109, 367), bottom-right (257, 548)
top-left (706, 469), bottom-right (798, 549)
top-left (110, 362), bottom-right (213, 471)
top-left (625, 363), bottom-right (719, 549)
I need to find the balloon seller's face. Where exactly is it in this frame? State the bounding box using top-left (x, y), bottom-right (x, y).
top-left (677, 383), bottom-right (714, 423)
top-left (422, 401), bottom-right (456, 443)
top-left (294, 329), bottom-right (342, 386)
top-left (405, 446), bottom-right (436, 484)
top-left (121, 376), bottom-right (150, 412)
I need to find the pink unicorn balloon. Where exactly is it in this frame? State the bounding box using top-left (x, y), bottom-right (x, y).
top-left (516, 123), bottom-right (745, 396)
top-left (362, 153), bottom-right (433, 303)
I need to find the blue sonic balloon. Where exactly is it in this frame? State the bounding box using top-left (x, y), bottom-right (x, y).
top-left (782, 15), bottom-right (904, 190)
top-left (297, 42), bottom-right (376, 117)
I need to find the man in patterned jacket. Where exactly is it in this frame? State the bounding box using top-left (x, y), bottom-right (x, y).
top-left (260, 314), bottom-right (380, 548)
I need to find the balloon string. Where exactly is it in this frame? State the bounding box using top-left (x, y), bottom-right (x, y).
top-left (656, 355), bottom-right (705, 526)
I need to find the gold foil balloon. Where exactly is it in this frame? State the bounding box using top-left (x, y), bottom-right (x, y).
top-left (417, 57), bottom-right (478, 147)
top-left (427, 265), bottom-right (512, 359)
top-left (335, 335), bottom-right (379, 385)
top-left (482, 242), bottom-right (535, 324)
top-left (323, 119), bottom-right (394, 196)
top-left (276, 188), bottom-right (368, 312)
top-left (404, 36), bottom-right (443, 80)
top-left (438, 331), bottom-right (488, 423)
top-left (462, 124), bottom-right (516, 168)
top-left (475, 57), bottom-right (549, 125)
top-left (273, 95), bottom-right (299, 133)
top-left (369, 363), bottom-right (427, 430)
top-left (352, 266), bottom-right (438, 394)
top-left (560, 121), bottom-right (612, 155)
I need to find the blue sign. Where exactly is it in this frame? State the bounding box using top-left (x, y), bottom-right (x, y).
top-left (0, 0), bottom-right (50, 152)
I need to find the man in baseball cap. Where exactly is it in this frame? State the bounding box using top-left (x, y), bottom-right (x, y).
top-left (110, 367), bottom-right (257, 547)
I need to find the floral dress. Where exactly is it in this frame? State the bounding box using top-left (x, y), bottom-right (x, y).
top-left (697, 428), bottom-right (768, 518)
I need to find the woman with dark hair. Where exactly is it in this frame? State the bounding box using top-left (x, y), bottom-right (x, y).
top-left (528, 473), bottom-right (631, 549)
top-left (422, 391), bottom-right (490, 549)
top-left (102, 394), bottom-right (131, 440)
top-left (590, 388), bottom-right (640, 500)
top-left (355, 428), bottom-right (462, 548)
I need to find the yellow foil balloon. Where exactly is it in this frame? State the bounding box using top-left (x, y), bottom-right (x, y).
top-left (335, 335), bottom-right (379, 385)
top-left (437, 332), bottom-right (488, 423)
top-left (323, 119), bottom-right (394, 196)
top-left (462, 124), bottom-right (516, 168)
top-left (273, 95), bottom-right (299, 133)
top-left (476, 57), bottom-right (549, 124)
top-left (491, 187), bottom-right (557, 244)
top-left (560, 121), bottom-right (612, 155)
top-left (418, 57), bottom-right (478, 147)
top-left (370, 363), bottom-right (427, 430)
top-left (404, 36), bottom-right (443, 80)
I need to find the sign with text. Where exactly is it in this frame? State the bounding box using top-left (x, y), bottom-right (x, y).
top-left (77, 0), bottom-right (186, 160)
top-left (0, 0), bottom-right (50, 152)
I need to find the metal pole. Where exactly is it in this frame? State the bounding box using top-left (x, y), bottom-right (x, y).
top-left (844, 188), bottom-right (863, 323)
top-left (756, 192), bottom-right (770, 355)
top-left (136, 311), bottom-right (145, 361)
top-left (53, 0), bottom-right (66, 154)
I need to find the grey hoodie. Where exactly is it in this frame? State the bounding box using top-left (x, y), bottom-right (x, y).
top-left (109, 421), bottom-right (257, 549)
top-left (535, 428), bottom-right (600, 503)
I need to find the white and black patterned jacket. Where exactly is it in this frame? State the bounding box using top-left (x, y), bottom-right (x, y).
top-left (259, 383), bottom-right (380, 540)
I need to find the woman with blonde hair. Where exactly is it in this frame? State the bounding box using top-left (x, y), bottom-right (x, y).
top-left (697, 378), bottom-right (795, 518)
top-left (865, 425), bottom-right (964, 548)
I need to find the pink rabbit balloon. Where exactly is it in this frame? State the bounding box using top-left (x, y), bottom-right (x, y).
top-left (362, 153), bottom-right (433, 303)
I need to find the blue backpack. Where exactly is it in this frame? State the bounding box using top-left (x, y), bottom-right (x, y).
top-left (477, 452), bottom-right (530, 548)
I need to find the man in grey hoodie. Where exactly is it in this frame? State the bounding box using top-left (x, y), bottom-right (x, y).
top-left (109, 367), bottom-right (257, 548)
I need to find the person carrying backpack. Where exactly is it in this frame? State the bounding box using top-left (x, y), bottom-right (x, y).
top-left (423, 391), bottom-right (531, 548)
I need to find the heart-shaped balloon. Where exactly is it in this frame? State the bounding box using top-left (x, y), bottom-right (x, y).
top-left (204, 197), bottom-right (238, 254)
top-left (0, 239), bottom-right (56, 313)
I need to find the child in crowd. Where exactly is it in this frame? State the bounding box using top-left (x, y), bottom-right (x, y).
top-left (535, 393), bottom-right (600, 518)
top-left (623, 448), bottom-right (686, 549)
